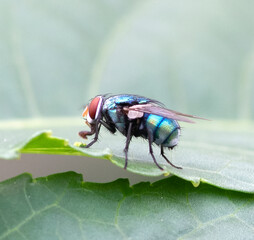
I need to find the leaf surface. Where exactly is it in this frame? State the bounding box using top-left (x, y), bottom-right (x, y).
top-left (0, 172), bottom-right (253, 240)
top-left (1, 120), bottom-right (254, 193)
top-left (1, 1), bottom-right (254, 193)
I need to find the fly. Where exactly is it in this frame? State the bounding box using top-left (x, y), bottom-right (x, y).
top-left (79, 94), bottom-right (207, 170)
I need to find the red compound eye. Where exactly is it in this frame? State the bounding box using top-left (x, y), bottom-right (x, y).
top-left (89, 97), bottom-right (100, 119)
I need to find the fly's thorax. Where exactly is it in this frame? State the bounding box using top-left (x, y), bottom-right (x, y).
top-left (103, 107), bottom-right (146, 137)
top-left (103, 107), bottom-right (127, 135)
top-left (102, 94), bottom-right (156, 136)
top-left (102, 94), bottom-right (153, 112)
top-left (145, 113), bottom-right (180, 147)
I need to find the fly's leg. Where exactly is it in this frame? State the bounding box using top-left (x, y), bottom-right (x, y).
top-left (79, 129), bottom-right (95, 139)
top-left (161, 146), bottom-right (182, 169)
top-left (79, 109), bottom-right (103, 148)
top-left (85, 123), bottom-right (101, 148)
top-left (79, 121), bottom-right (101, 148)
top-left (147, 131), bottom-right (163, 170)
top-left (100, 120), bottom-right (116, 134)
top-left (123, 122), bottom-right (133, 169)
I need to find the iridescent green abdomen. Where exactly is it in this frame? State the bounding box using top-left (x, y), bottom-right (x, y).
top-left (145, 113), bottom-right (180, 148)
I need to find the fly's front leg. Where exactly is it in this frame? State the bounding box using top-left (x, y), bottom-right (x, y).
top-left (124, 122), bottom-right (133, 169)
top-left (79, 119), bottom-right (101, 148)
top-left (79, 129), bottom-right (95, 139)
top-left (100, 120), bottom-right (116, 134)
top-left (85, 123), bottom-right (101, 148)
top-left (79, 109), bottom-right (103, 148)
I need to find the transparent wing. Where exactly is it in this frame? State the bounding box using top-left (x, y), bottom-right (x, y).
top-left (124, 104), bottom-right (208, 123)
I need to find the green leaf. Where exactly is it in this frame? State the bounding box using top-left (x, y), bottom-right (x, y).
top-left (1, 120), bottom-right (254, 193)
top-left (0, 171), bottom-right (253, 240)
top-left (1, 1), bottom-right (254, 192)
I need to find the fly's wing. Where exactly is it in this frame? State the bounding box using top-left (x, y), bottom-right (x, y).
top-left (124, 104), bottom-right (207, 123)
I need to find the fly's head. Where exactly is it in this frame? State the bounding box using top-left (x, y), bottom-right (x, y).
top-left (82, 96), bottom-right (103, 129)
top-left (79, 95), bottom-right (104, 140)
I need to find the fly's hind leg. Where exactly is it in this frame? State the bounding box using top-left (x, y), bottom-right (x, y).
top-left (123, 122), bottom-right (133, 169)
top-left (147, 131), bottom-right (164, 170)
top-left (161, 146), bottom-right (182, 169)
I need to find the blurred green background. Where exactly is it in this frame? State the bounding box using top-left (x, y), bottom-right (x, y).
top-left (1, 0), bottom-right (254, 121)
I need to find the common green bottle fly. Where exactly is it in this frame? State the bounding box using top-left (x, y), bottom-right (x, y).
top-left (79, 94), bottom-right (206, 170)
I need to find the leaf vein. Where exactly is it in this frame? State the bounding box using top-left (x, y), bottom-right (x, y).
top-left (0, 204), bottom-right (56, 240)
